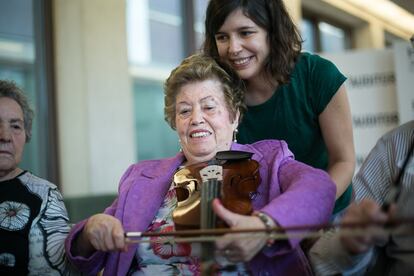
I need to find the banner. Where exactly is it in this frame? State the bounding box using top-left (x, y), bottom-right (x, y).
top-left (322, 49), bottom-right (398, 170)
top-left (394, 41), bottom-right (414, 124)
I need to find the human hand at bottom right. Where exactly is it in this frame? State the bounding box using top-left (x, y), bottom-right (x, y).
top-left (340, 199), bottom-right (394, 254)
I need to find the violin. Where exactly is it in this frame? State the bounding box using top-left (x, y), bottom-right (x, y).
top-left (172, 150), bottom-right (261, 230)
top-left (170, 150), bottom-right (260, 274)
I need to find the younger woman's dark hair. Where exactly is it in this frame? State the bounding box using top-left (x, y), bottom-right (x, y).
top-left (203, 0), bottom-right (302, 84)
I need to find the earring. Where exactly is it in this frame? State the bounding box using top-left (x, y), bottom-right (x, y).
top-left (178, 139), bottom-right (182, 152)
top-left (233, 128), bottom-right (238, 143)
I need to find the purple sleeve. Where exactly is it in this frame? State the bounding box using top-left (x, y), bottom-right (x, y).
top-left (64, 165), bottom-right (135, 274)
top-left (259, 142), bottom-right (336, 255)
top-left (65, 219), bottom-right (107, 275)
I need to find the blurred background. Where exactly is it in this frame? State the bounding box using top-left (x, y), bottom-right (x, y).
top-left (0, 0), bottom-right (413, 222)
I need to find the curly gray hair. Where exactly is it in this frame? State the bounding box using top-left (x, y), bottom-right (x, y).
top-left (0, 80), bottom-right (34, 142)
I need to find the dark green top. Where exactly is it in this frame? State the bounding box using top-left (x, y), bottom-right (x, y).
top-left (237, 52), bottom-right (352, 214)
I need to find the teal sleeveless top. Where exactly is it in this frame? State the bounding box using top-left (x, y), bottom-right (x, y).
top-left (237, 52), bottom-right (352, 214)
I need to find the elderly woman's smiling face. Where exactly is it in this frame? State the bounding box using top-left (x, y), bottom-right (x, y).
top-left (175, 79), bottom-right (239, 165)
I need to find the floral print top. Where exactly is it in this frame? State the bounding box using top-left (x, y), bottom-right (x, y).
top-left (128, 182), bottom-right (249, 276)
top-left (128, 182), bottom-right (200, 275)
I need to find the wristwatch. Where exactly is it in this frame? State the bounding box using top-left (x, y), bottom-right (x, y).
top-left (253, 211), bottom-right (275, 246)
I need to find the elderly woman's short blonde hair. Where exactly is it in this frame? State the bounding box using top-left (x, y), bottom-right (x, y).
top-left (164, 54), bottom-right (246, 129)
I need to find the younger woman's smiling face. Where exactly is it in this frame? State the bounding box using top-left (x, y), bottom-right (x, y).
top-left (215, 8), bottom-right (270, 82)
top-left (175, 79), bottom-right (238, 165)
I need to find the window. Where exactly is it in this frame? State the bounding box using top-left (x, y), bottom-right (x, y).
top-left (0, 0), bottom-right (58, 182)
top-left (194, 0), bottom-right (209, 49)
top-left (319, 22), bottom-right (348, 52)
top-left (301, 18), bottom-right (316, 53)
top-left (132, 79), bottom-right (179, 161)
top-left (384, 31), bottom-right (406, 48)
top-left (127, 0), bottom-right (185, 68)
top-left (127, 0), bottom-right (208, 161)
top-left (301, 15), bottom-right (352, 53)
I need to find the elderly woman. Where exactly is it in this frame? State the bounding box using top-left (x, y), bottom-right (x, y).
top-left (0, 80), bottom-right (77, 275)
top-left (65, 54), bottom-right (336, 275)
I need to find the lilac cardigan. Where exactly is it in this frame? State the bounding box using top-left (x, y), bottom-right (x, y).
top-left (65, 140), bottom-right (336, 275)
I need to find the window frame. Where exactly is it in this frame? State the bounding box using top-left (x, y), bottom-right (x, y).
top-left (33, 0), bottom-right (60, 185)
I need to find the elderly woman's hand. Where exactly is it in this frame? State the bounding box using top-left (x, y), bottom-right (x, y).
top-left (73, 214), bottom-right (128, 257)
top-left (212, 199), bottom-right (272, 262)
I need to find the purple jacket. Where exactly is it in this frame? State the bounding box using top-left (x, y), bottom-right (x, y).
top-left (65, 140), bottom-right (336, 275)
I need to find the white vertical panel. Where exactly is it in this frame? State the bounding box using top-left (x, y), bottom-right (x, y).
top-left (54, 0), bottom-right (136, 196)
top-left (394, 41), bottom-right (414, 124)
top-left (322, 49), bottom-right (398, 170)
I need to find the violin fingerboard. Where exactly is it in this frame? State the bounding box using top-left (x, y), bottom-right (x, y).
top-left (200, 165), bottom-right (223, 229)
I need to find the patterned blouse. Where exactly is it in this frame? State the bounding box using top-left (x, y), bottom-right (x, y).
top-left (0, 171), bottom-right (78, 275)
top-left (127, 182), bottom-right (248, 275)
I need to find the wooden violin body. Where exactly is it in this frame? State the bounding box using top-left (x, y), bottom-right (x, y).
top-left (172, 151), bottom-right (261, 230)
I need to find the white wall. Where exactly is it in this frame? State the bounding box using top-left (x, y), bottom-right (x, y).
top-left (54, 0), bottom-right (136, 196)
